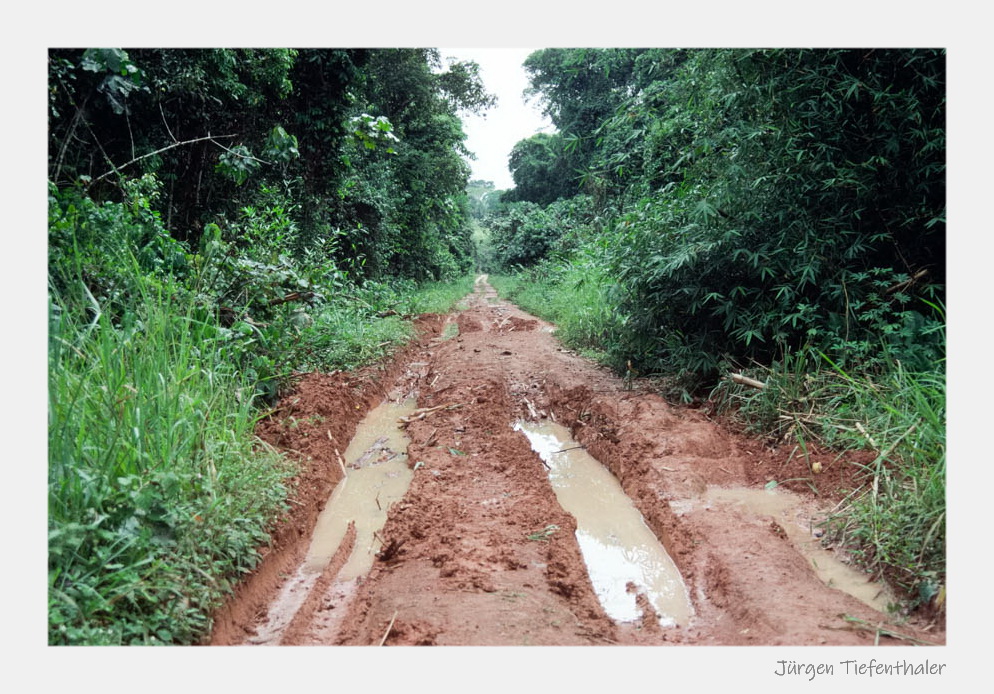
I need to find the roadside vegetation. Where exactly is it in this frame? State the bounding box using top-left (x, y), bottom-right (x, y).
top-left (481, 49), bottom-right (945, 613)
top-left (48, 49), bottom-right (485, 644)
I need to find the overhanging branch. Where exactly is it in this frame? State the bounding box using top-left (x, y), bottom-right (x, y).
top-left (89, 133), bottom-right (239, 185)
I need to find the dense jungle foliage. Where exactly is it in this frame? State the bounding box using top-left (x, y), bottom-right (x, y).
top-left (484, 48), bottom-right (945, 612)
top-left (48, 48), bottom-right (488, 644)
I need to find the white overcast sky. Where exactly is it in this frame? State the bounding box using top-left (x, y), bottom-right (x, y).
top-left (438, 48), bottom-right (554, 190)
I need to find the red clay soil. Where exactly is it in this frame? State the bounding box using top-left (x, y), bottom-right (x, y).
top-left (209, 277), bottom-right (945, 647)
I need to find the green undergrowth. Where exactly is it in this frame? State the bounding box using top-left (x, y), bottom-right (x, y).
top-left (398, 274), bottom-right (476, 316)
top-left (483, 46), bottom-right (944, 618)
top-left (49, 286), bottom-right (296, 645)
top-left (291, 274), bottom-right (474, 372)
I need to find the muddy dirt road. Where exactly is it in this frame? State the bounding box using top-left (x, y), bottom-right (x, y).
top-left (210, 277), bottom-right (944, 648)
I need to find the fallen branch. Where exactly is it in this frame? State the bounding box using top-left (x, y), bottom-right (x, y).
top-left (523, 397), bottom-right (540, 420)
top-left (376, 538), bottom-right (406, 563)
top-left (378, 610), bottom-right (399, 647)
top-left (822, 614), bottom-right (937, 646)
top-left (424, 427), bottom-right (439, 447)
top-left (268, 291), bottom-right (315, 307)
top-left (333, 446), bottom-right (348, 478)
top-left (398, 402), bottom-right (467, 424)
top-left (729, 373), bottom-right (767, 390)
top-left (90, 133), bottom-right (238, 184)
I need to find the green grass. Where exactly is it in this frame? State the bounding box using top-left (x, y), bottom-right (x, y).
top-left (48, 172), bottom-right (477, 645)
top-left (49, 285), bottom-right (295, 645)
top-left (291, 274), bottom-right (475, 372)
top-left (818, 357), bottom-right (945, 609)
top-left (401, 274), bottom-right (476, 315)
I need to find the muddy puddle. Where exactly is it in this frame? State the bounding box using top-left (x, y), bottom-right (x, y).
top-left (515, 420), bottom-right (694, 627)
top-left (681, 487), bottom-right (896, 612)
top-left (305, 398), bottom-right (417, 577)
top-left (247, 398), bottom-right (417, 644)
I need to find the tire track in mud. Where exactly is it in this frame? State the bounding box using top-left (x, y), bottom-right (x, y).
top-left (210, 277), bottom-right (943, 647)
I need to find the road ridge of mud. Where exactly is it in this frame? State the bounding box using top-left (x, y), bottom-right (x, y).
top-left (210, 279), bottom-right (945, 647)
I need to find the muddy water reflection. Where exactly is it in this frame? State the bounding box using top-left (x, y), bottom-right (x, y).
top-left (515, 420), bottom-right (694, 627)
top-left (248, 399), bottom-right (416, 644)
top-left (305, 398), bottom-right (417, 577)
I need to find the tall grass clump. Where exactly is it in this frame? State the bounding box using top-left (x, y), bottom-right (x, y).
top-left (47, 179), bottom-right (297, 645)
top-left (49, 280), bottom-right (295, 645)
top-left (290, 274), bottom-right (475, 372)
top-left (821, 355), bottom-right (945, 610)
top-left (400, 273), bottom-right (476, 314)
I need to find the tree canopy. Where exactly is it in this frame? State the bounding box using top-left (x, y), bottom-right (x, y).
top-left (49, 48), bottom-right (495, 282)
